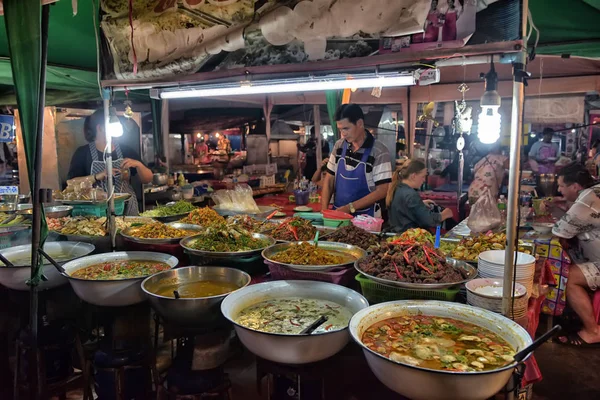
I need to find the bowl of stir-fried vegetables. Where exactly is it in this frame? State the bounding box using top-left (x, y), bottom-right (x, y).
top-left (180, 227), bottom-right (276, 259)
top-left (120, 222), bottom-right (202, 244)
top-left (262, 241), bottom-right (366, 272)
top-left (141, 200), bottom-right (197, 223)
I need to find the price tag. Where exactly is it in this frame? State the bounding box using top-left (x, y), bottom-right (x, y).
top-left (0, 186), bottom-right (18, 195)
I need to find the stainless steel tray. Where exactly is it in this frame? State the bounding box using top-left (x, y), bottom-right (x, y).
top-left (120, 222), bottom-right (202, 245)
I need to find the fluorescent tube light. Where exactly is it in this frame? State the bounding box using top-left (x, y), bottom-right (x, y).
top-left (160, 74), bottom-right (416, 99)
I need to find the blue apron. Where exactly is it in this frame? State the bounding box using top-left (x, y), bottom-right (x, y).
top-left (333, 141), bottom-right (375, 216)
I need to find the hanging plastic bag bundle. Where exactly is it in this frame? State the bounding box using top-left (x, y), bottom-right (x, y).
top-left (467, 188), bottom-right (502, 233)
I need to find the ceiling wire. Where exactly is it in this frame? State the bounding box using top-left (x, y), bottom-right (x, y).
top-left (91, 0), bottom-right (103, 99)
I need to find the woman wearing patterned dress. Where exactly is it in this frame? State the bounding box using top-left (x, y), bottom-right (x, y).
top-left (467, 145), bottom-right (508, 205)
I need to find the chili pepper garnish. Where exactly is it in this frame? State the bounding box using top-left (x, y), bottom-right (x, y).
top-left (423, 246), bottom-right (434, 266)
top-left (288, 225), bottom-right (300, 241)
top-left (295, 305), bottom-right (301, 311)
top-left (289, 319), bottom-right (301, 326)
top-left (403, 246), bottom-right (414, 264)
top-left (416, 261), bottom-right (433, 275)
top-left (324, 324), bottom-right (333, 331)
top-left (392, 260), bottom-right (403, 280)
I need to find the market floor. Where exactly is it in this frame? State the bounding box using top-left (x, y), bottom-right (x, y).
top-left (532, 339), bottom-right (600, 400)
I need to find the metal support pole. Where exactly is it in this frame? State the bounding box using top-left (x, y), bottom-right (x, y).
top-left (102, 90), bottom-right (116, 250)
top-left (457, 149), bottom-right (464, 211)
top-left (28, 5), bottom-right (50, 399)
top-left (502, 0), bottom-right (529, 317)
top-left (161, 100), bottom-right (170, 173)
top-left (314, 104), bottom-right (322, 175)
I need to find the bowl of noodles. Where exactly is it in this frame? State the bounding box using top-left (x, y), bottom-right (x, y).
top-left (262, 241), bottom-right (366, 272)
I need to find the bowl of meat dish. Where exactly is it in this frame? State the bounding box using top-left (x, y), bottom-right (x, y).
top-left (61, 251), bottom-right (179, 307)
top-left (356, 241), bottom-right (476, 289)
top-left (262, 241), bottom-right (366, 272)
top-left (221, 280), bottom-right (369, 364)
top-left (349, 300), bottom-right (533, 400)
top-left (142, 266), bottom-right (251, 327)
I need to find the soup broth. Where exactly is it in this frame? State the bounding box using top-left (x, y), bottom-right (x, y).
top-left (155, 280), bottom-right (239, 298)
top-left (362, 315), bottom-right (515, 372)
top-left (236, 298), bottom-right (352, 334)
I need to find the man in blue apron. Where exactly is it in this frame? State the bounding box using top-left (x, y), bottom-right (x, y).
top-left (321, 104), bottom-right (392, 217)
top-left (67, 109), bottom-right (153, 215)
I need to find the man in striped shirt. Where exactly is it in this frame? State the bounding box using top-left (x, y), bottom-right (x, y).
top-left (321, 104), bottom-right (393, 217)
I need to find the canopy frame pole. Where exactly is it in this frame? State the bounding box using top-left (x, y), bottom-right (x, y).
top-left (314, 104), bottom-right (322, 176)
top-left (102, 89), bottom-right (116, 250)
top-left (502, 0), bottom-right (529, 317)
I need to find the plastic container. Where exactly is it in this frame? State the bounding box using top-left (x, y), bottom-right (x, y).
top-left (355, 274), bottom-right (460, 304)
top-left (323, 218), bottom-right (351, 228)
top-left (266, 261), bottom-right (356, 286)
top-left (71, 198), bottom-right (126, 217)
top-left (351, 216), bottom-right (384, 233)
top-left (293, 190), bottom-right (310, 206)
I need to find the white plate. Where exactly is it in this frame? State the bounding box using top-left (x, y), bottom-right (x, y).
top-left (273, 211), bottom-right (287, 218)
top-left (294, 206), bottom-right (313, 212)
top-left (479, 250), bottom-right (536, 266)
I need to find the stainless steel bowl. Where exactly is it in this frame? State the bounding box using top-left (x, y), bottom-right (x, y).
top-left (120, 222), bottom-right (202, 245)
top-left (349, 301), bottom-right (533, 400)
top-left (142, 266), bottom-right (251, 327)
top-left (153, 173), bottom-right (168, 186)
top-left (181, 232), bottom-right (275, 259)
top-left (61, 251), bottom-right (179, 307)
top-left (0, 241), bottom-right (95, 291)
top-left (355, 257), bottom-right (477, 290)
top-left (221, 280), bottom-right (369, 364)
top-left (18, 205), bottom-right (73, 218)
top-left (262, 241), bottom-right (366, 272)
top-left (0, 194), bottom-right (30, 204)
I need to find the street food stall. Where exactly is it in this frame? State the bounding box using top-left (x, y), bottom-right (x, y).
top-left (2, 0), bottom-right (600, 399)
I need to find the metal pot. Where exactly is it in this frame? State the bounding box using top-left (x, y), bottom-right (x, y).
top-left (221, 280), bottom-right (369, 364)
top-left (0, 242), bottom-right (95, 291)
top-left (349, 301), bottom-right (533, 400)
top-left (142, 266), bottom-right (251, 327)
top-left (60, 251), bottom-right (179, 307)
top-left (153, 173), bottom-right (169, 186)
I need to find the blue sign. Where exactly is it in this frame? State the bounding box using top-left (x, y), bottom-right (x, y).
top-left (0, 115), bottom-right (15, 143)
top-left (0, 186), bottom-right (18, 195)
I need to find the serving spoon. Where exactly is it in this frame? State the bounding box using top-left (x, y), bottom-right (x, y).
top-left (300, 315), bottom-right (328, 335)
top-left (513, 325), bottom-right (561, 363)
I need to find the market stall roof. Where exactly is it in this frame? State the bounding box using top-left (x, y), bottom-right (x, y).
top-left (0, 0), bottom-right (599, 105)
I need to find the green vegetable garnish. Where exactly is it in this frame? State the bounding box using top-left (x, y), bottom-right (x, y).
top-left (140, 200), bottom-right (196, 217)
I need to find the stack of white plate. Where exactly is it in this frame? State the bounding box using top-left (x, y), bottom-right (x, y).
top-left (478, 250), bottom-right (535, 298)
top-left (466, 278), bottom-right (528, 319)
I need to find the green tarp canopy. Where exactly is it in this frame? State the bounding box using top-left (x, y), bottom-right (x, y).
top-left (0, 0), bottom-right (599, 105)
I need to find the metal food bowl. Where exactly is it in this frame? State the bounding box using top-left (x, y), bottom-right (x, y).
top-left (221, 280), bottom-right (369, 364)
top-left (18, 205), bottom-right (73, 219)
top-left (142, 266), bottom-right (251, 327)
top-left (61, 251), bottom-right (179, 307)
top-left (262, 241), bottom-right (366, 272)
top-left (181, 232), bottom-right (275, 260)
top-left (349, 301), bottom-right (533, 400)
top-left (0, 241), bottom-right (95, 291)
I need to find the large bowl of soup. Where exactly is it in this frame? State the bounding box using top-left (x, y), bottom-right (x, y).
top-left (0, 241), bottom-right (95, 291)
top-left (142, 266), bottom-right (251, 326)
top-left (61, 251), bottom-right (179, 307)
top-left (221, 280), bottom-right (369, 364)
top-left (349, 300), bottom-right (533, 400)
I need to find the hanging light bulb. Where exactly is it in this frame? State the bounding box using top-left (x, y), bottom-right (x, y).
top-left (107, 107), bottom-right (123, 137)
top-left (477, 58), bottom-right (501, 144)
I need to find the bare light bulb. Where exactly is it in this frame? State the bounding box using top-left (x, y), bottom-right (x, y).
top-left (477, 106), bottom-right (501, 144)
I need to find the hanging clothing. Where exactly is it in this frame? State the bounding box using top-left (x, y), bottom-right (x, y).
top-left (468, 154), bottom-right (508, 202)
top-left (88, 142), bottom-right (139, 216)
top-left (333, 141), bottom-right (376, 216)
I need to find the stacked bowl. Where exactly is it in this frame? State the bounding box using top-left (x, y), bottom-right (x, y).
top-left (466, 278), bottom-right (529, 319)
top-left (478, 250), bottom-right (535, 299)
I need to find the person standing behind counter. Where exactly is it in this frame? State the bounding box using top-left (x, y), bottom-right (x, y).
top-left (67, 109), bottom-right (153, 215)
top-left (321, 104), bottom-right (392, 217)
top-left (529, 128), bottom-right (559, 174)
top-left (387, 159), bottom-right (454, 233)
